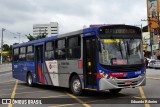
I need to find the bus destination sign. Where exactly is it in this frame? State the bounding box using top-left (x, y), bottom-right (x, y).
top-left (99, 28), bottom-right (140, 34)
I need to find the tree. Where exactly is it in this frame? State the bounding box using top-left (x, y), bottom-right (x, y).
top-left (8, 45), bottom-right (12, 57)
top-left (8, 50), bottom-right (12, 57)
top-left (13, 43), bottom-right (19, 45)
top-left (35, 33), bottom-right (47, 39)
top-left (3, 44), bottom-right (10, 51)
top-left (26, 33), bottom-right (47, 41)
top-left (9, 45), bottom-right (12, 50)
top-left (26, 34), bottom-right (35, 41)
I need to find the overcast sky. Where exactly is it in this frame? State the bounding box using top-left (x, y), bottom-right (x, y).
top-left (0, 0), bottom-right (147, 45)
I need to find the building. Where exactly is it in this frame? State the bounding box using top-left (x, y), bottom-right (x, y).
top-left (33, 22), bottom-right (58, 37)
top-left (145, 0), bottom-right (160, 59)
top-left (143, 31), bottom-right (160, 58)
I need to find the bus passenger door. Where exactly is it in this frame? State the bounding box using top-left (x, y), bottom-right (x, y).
top-left (83, 37), bottom-right (97, 88)
top-left (35, 45), bottom-right (45, 83)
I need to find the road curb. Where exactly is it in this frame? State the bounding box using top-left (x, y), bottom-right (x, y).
top-left (146, 77), bottom-right (160, 80)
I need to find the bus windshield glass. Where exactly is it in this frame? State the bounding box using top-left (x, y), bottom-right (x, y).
top-left (99, 38), bottom-right (143, 65)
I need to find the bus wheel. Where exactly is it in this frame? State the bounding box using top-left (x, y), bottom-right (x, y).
top-left (109, 89), bottom-right (122, 94)
top-left (70, 75), bottom-right (83, 96)
top-left (27, 73), bottom-right (33, 87)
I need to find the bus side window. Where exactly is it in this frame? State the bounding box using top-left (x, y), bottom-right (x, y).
top-left (26, 45), bottom-right (34, 61)
top-left (55, 39), bottom-right (66, 60)
top-left (45, 41), bottom-right (54, 60)
top-left (67, 36), bottom-right (81, 59)
top-left (13, 48), bottom-right (19, 62)
top-left (19, 47), bottom-right (26, 61)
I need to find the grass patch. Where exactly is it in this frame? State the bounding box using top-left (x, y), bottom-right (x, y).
top-left (2, 62), bottom-right (11, 64)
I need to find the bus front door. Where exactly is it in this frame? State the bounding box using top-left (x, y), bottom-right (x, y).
top-left (35, 45), bottom-right (45, 83)
top-left (83, 37), bottom-right (97, 88)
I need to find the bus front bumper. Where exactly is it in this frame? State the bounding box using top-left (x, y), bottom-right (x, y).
top-left (99, 74), bottom-right (146, 90)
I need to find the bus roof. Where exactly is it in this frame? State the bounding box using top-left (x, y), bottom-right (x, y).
top-left (13, 24), bottom-right (140, 48)
top-left (12, 35), bottom-right (57, 48)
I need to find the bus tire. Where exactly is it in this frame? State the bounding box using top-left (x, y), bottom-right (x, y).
top-left (27, 73), bottom-right (33, 87)
top-left (70, 75), bottom-right (83, 96)
top-left (109, 89), bottom-right (122, 94)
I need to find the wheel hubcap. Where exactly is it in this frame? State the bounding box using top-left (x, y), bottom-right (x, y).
top-left (73, 79), bottom-right (81, 92)
top-left (28, 75), bottom-right (32, 85)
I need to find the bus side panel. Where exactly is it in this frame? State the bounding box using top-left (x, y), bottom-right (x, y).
top-left (13, 61), bottom-right (35, 82)
top-left (18, 62), bottom-right (26, 81)
top-left (43, 62), bottom-right (53, 86)
top-left (36, 61), bottom-right (45, 83)
top-left (12, 62), bottom-right (25, 81)
top-left (45, 60), bottom-right (59, 86)
top-left (24, 61), bottom-right (35, 82)
top-left (43, 60), bottom-right (84, 88)
top-left (37, 60), bottom-right (57, 85)
top-left (12, 62), bottom-right (20, 80)
top-left (58, 60), bottom-right (83, 88)
top-left (44, 60), bottom-right (84, 88)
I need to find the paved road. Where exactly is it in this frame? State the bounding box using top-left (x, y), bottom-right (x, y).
top-left (0, 69), bottom-right (160, 107)
top-left (0, 64), bottom-right (12, 73)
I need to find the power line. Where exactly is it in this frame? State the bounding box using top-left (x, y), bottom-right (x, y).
top-left (4, 29), bottom-right (26, 37)
top-left (0, 28), bottom-right (29, 45)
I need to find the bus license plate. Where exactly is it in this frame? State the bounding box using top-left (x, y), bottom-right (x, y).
top-left (125, 81), bottom-right (132, 85)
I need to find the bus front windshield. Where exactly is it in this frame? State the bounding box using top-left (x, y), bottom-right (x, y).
top-left (99, 39), bottom-right (143, 65)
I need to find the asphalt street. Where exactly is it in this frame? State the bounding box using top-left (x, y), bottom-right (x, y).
top-left (0, 64), bottom-right (12, 73)
top-left (0, 68), bottom-right (160, 107)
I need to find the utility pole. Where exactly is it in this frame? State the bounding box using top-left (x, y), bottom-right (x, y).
top-left (141, 18), bottom-right (155, 59)
top-left (150, 30), bottom-right (154, 59)
top-left (0, 28), bottom-right (5, 64)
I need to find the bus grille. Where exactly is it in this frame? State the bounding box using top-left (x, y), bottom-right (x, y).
top-left (116, 81), bottom-right (138, 87)
top-left (101, 64), bottom-right (144, 72)
top-left (116, 75), bottom-right (139, 79)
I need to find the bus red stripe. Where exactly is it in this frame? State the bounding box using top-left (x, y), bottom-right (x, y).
top-left (38, 64), bottom-right (45, 83)
top-left (97, 73), bottom-right (103, 78)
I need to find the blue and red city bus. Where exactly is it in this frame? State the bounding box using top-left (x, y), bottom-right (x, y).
top-left (12, 25), bottom-right (146, 95)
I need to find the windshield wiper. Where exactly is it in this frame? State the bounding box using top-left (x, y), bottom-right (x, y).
top-left (118, 42), bottom-right (124, 59)
top-left (126, 41), bottom-right (130, 55)
top-left (122, 40), bottom-right (129, 63)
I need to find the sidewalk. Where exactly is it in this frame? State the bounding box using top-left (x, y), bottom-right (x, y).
top-left (0, 64), bottom-right (12, 73)
top-left (146, 68), bottom-right (160, 78)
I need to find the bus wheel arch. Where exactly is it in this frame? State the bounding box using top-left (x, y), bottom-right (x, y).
top-left (26, 71), bottom-right (33, 87)
top-left (69, 73), bottom-right (83, 96)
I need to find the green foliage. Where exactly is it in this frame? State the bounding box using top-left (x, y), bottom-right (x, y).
top-left (8, 50), bottom-right (12, 56)
top-left (26, 34), bottom-right (35, 41)
top-left (3, 44), bottom-right (10, 51)
top-left (26, 33), bottom-right (47, 41)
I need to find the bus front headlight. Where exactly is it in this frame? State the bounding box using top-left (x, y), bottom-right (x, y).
top-left (99, 70), bottom-right (116, 80)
